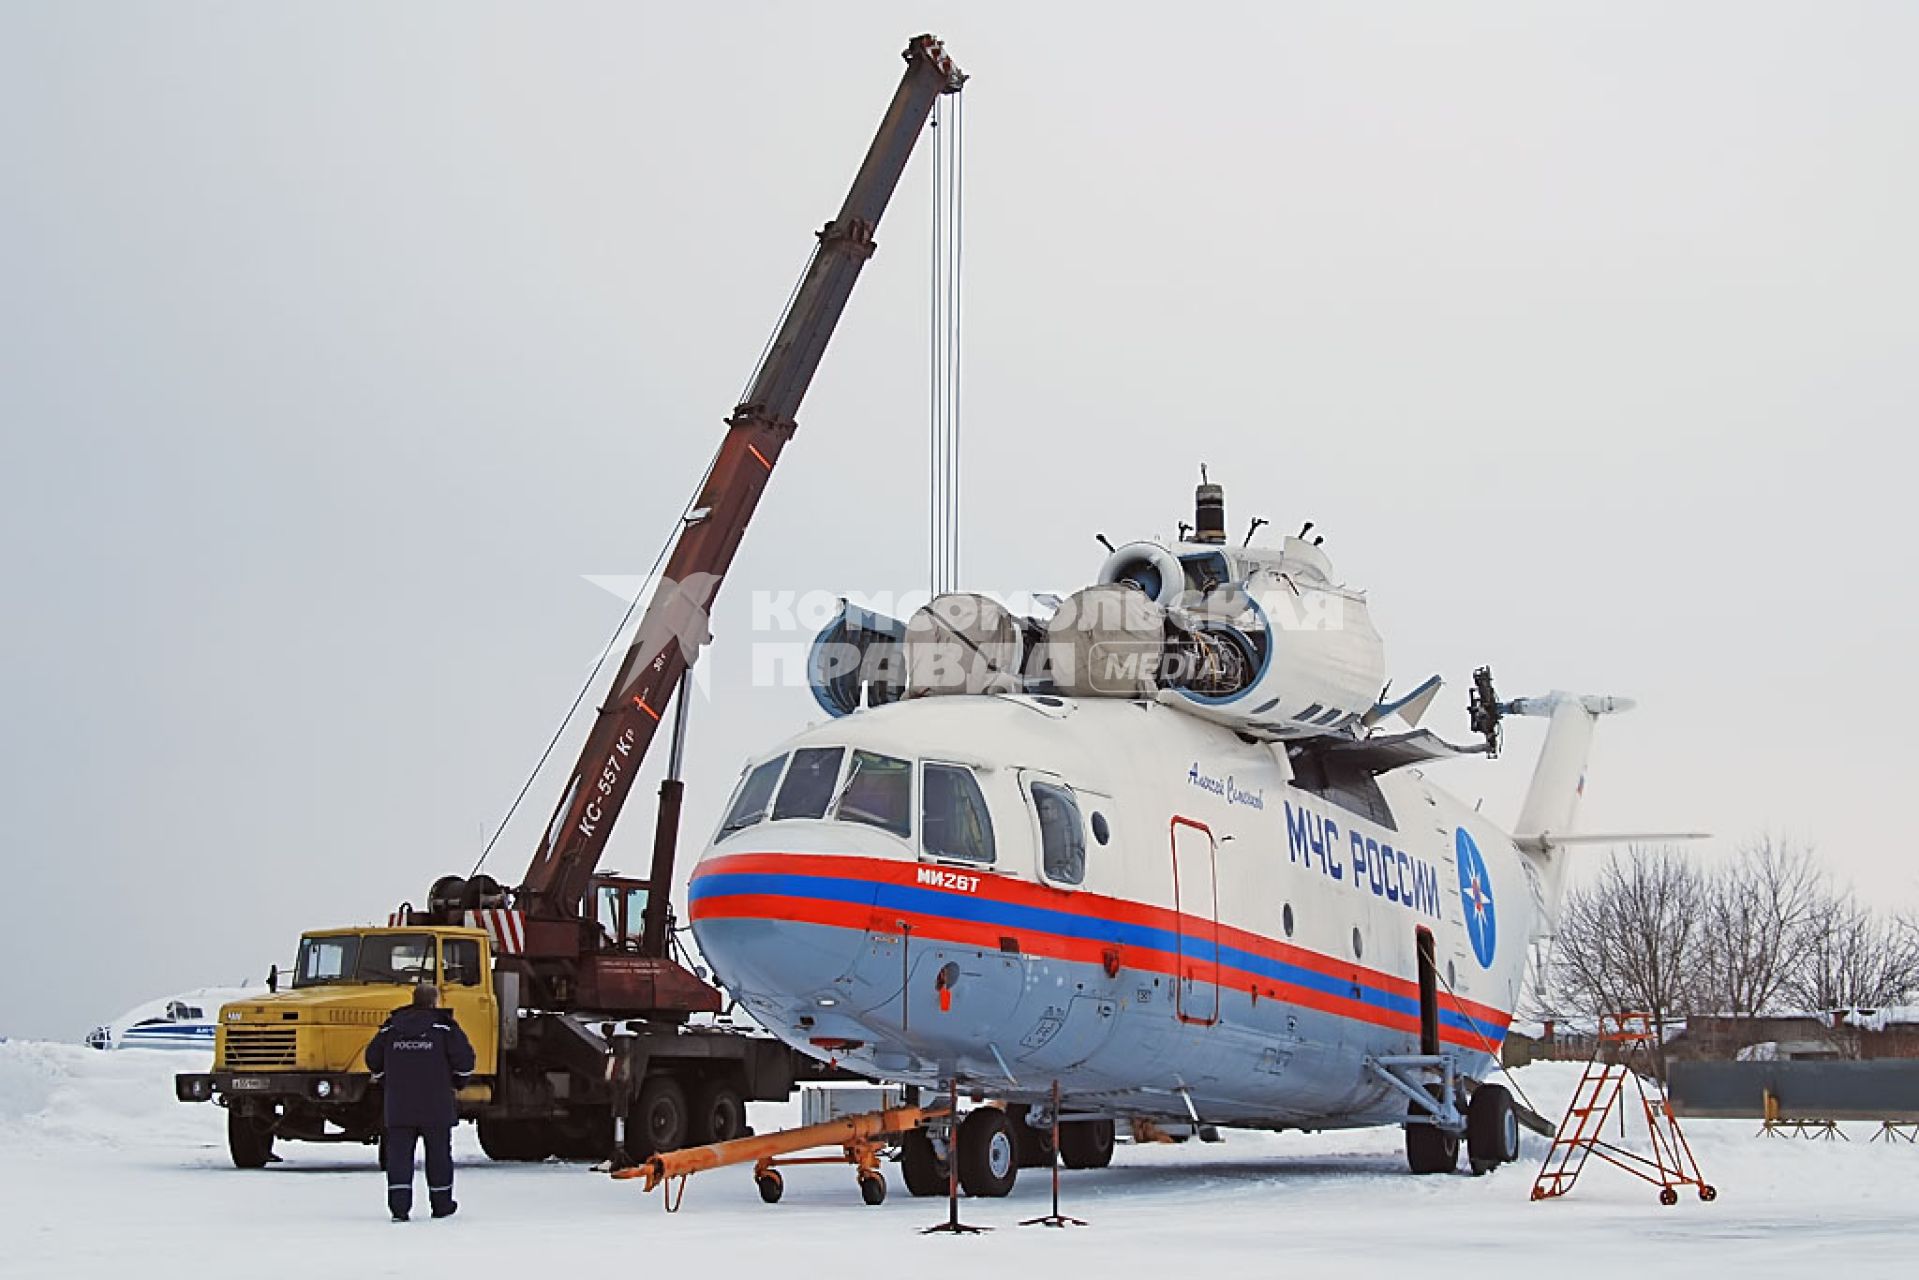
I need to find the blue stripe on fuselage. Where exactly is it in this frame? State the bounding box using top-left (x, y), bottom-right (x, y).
top-left (691, 869), bottom-right (1496, 1039)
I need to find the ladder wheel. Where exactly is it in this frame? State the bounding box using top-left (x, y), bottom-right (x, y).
top-left (756, 1170), bottom-right (784, 1204)
top-left (1659, 1187), bottom-right (1679, 1206)
top-left (1699, 1185), bottom-right (1717, 1202)
top-left (859, 1172), bottom-right (887, 1206)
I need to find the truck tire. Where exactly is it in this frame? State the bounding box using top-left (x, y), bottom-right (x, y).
top-left (690, 1079), bottom-right (746, 1147)
top-left (1057, 1118), bottom-right (1116, 1169)
top-left (477, 1117), bottom-right (551, 1162)
top-left (626, 1076), bottom-right (688, 1161)
top-left (554, 1106), bottom-right (614, 1161)
top-left (227, 1108), bottom-right (275, 1170)
top-left (957, 1107), bottom-right (1018, 1198)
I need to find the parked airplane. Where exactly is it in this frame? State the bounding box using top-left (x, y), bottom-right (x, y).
top-left (689, 480), bottom-right (1695, 1196)
top-left (87, 986), bottom-right (264, 1053)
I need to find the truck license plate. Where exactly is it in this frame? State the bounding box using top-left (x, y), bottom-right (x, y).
top-left (230, 1076), bottom-right (273, 1092)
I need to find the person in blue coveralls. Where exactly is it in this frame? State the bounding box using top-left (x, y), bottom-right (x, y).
top-left (366, 983), bottom-right (475, 1222)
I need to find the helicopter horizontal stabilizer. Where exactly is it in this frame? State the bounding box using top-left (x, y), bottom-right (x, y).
top-left (1514, 831), bottom-right (1711, 854)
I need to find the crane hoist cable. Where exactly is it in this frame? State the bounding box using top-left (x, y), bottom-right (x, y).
top-left (928, 90), bottom-right (964, 597)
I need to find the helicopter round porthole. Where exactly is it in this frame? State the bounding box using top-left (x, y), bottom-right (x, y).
top-left (1282, 903), bottom-right (1295, 937)
top-left (1352, 927), bottom-right (1364, 959)
top-left (1090, 811), bottom-right (1111, 845)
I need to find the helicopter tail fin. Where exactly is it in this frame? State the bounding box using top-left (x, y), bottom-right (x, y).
top-left (1508, 692), bottom-right (1634, 843)
top-left (1503, 692), bottom-right (1636, 925)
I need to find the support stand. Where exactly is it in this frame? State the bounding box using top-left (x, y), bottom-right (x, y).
top-left (923, 1079), bottom-right (987, 1235)
top-left (1020, 1081), bottom-right (1087, 1229)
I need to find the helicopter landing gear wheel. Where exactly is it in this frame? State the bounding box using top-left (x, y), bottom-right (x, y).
top-left (957, 1108), bottom-right (1018, 1198)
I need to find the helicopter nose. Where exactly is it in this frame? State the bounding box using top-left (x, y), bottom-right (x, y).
top-left (688, 852), bottom-right (882, 1004)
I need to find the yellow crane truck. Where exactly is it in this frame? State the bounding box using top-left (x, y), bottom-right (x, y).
top-left (174, 33), bottom-right (966, 1169)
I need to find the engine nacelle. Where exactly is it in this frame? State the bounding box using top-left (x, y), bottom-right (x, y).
top-left (804, 514), bottom-right (1385, 741)
top-left (1071, 534), bottom-right (1386, 738)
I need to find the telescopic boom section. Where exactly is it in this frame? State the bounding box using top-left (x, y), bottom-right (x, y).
top-left (519, 36), bottom-right (965, 920)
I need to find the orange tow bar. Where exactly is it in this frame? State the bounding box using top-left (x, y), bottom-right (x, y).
top-left (612, 1104), bottom-right (947, 1210)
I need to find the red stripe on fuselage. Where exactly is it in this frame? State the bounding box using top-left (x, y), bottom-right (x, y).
top-left (692, 851), bottom-right (1510, 1055)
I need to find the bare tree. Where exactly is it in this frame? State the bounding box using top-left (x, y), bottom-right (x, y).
top-left (1785, 895), bottom-right (1919, 1013)
top-left (1543, 845), bottom-right (1707, 1047)
top-left (1695, 836), bottom-right (1826, 1018)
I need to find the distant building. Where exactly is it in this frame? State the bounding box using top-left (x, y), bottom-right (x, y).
top-left (1665, 1008), bottom-right (1919, 1062)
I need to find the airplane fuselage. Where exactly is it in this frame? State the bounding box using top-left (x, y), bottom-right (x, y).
top-left (691, 693), bottom-right (1527, 1130)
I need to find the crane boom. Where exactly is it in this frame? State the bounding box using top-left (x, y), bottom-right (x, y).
top-left (519, 35), bottom-right (965, 921)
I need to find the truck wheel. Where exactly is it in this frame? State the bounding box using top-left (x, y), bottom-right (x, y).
top-left (478, 1117), bottom-right (549, 1162)
top-left (1466, 1084), bottom-right (1520, 1175)
top-left (690, 1080), bottom-right (746, 1147)
top-left (627, 1076), bottom-right (688, 1160)
top-left (957, 1108), bottom-right (1018, 1198)
top-left (227, 1109), bottom-right (275, 1170)
top-left (554, 1106), bottom-right (614, 1161)
top-left (898, 1129), bottom-right (948, 1197)
top-left (1057, 1118), bottom-right (1116, 1169)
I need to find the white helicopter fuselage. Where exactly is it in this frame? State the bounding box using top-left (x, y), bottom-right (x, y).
top-left (691, 693), bottom-right (1539, 1130)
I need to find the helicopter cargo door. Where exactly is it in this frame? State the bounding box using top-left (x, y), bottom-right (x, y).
top-left (1171, 817), bottom-right (1220, 1026)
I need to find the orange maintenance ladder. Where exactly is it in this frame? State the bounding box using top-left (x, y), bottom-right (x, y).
top-left (1531, 1012), bottom-right (1716, 1206)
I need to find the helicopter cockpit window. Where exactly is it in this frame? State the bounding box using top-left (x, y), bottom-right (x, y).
top-left (921, 764), bottom-right (995, 865)
top-left (1031, 782), bottom-right (1086, 885)
top-left (719, 755), bottom-right (787, 837)
top-left (834, 750), bottom-right (912, 838)
top-left (773, 747), bottom-right (846, 821)
top-left (358, 934), bottom-right (436, 985)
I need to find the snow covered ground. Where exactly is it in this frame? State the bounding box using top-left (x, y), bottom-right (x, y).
top-left (2, 1042), bottom-right (1910, 1278)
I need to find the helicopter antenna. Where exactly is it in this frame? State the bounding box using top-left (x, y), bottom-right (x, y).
top-left (1094, 532), bottom-right (1116, 553)
top-left (1243, 517), bottom-right (1268, 547)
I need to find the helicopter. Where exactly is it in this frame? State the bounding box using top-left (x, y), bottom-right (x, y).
top-left (688, 478), bottom-right (1688, 1196)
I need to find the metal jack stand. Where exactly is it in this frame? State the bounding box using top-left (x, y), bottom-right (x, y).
top-left (923, 1079), bottom-right (988, 1235)
top-left (1021, 1081), bottom-right (1087, 1229)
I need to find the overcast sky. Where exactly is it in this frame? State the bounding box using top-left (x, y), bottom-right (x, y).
top-left (4, 2), bottom-right (1916, 1041)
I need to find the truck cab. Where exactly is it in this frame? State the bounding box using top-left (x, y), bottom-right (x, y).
top-left (176, 925), bottom-right (498, 1168)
